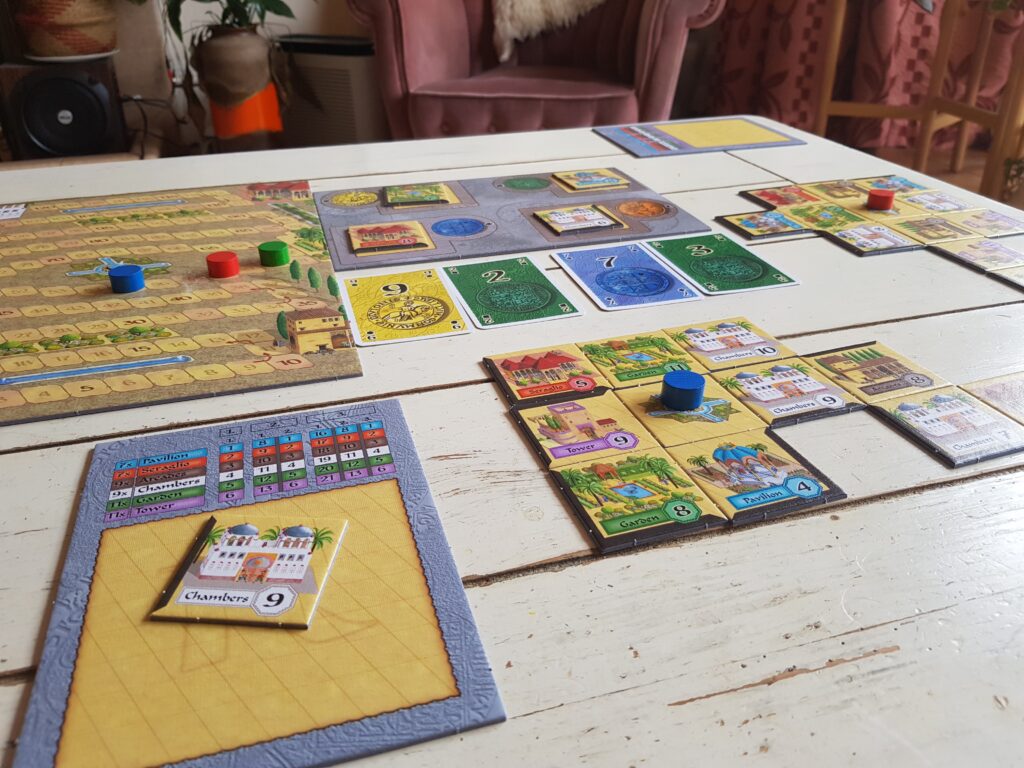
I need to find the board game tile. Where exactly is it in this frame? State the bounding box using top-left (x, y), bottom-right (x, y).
top-left (150, 512), bottom-right (348, 629)
top-left (614, 375), bottom-right (764, 447)
top-left (483, 343), bottom-right (611, 405)
top-left (798, 180), bottom-right (868, 203)
top-left (805, 342), bottom-right (947, 404)
top-left (962, 372), bottom-right (1024, 426)
top-left (885, 214), bottom-right (979, 244)
top-left (931, 238), bottom-right (1024, 272)
top-left (740, 185), bottom-right (823, 208)
top-left (944, 209), bottom-right (1024, 238)
top-left (512, 388), bottom-right (660, 469)
top-left (871, 386), bottom-right (1024, 468)
top-left (778, 202), bottom-right (867, 233)
top-left (663, 317), bottom-right (795, 372)
top-left (550, 447), bottom-right (728, 554)
top-left (825, 223), bottom-right (922, 256)
top-left (668, 429), bottom-right (846, 524)
top-left (851, 175), bottom-right (929, 194)
top-left (347, 220), bottom-right (435, 255)
top-left (551, 168), bottom-right (630, 192)
top-left (716, 210), bottom-right (809, 240)
top-left (711, 357), bottom-right (864, 426)
top-left (577, 330), bottom-right (707, 388)
top-left (990, 265), bottom-right (1024, 290)
top-left (383, 183), bottom-right (459, 207)
top-left (896, 190), bottom-right (981, 214)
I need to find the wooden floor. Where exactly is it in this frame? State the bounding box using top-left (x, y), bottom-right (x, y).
top-left (1, 121), bottom-right (1023, 767)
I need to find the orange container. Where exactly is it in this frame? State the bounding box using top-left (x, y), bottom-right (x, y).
top-left (209, 82), bottom-right (283, 139)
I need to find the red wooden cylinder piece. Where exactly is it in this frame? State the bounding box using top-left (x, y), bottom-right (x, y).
top-left (867, 189), bottom-right (896, 210)
top-left (206, 251), bottom-right (240, 278)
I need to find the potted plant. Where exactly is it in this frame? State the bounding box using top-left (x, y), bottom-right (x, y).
top-left (167, 0), bottom-right (295, 139)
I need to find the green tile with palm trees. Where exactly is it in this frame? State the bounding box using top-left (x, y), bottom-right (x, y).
top-left (713, 357), bottom-right (863, 426)
top-left (668, 430), bottom-right (846, 523)
top-left (578, 331), bottom-right (707, 387)
top-left (552, 448), bottom-right (728, 553)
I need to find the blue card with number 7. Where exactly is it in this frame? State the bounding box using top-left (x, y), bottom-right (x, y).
top-left (554, 243), bottom-right (701, 311)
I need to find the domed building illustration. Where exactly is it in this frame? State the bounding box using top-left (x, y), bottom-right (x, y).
top-left (679, 322), bottom-right (763, 353)
top-left (686, 441), bottom-right (804, 493)
top-left (199, 522), bottom-right (327, 584)
top-left (728, 364), bottom-right (827, 402)
top-left (893, 393), bottom-right (995, 438)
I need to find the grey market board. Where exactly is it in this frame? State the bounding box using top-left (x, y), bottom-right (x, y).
top-left (314, 167), bottom-right (709, 271)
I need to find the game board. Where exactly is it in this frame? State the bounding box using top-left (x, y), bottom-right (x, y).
top-left (14, 400), bottom-right (504, 768)
top-left (484, 318), bottom-right (1024, 553)
top-left (0, 181), bottom-right (361, 428)
top-left (594, 117), bottom-right (805, 158)
top-left (721, 175), bottom-right (1024, 271)
top-left (314, 168), bottom-right (709, 271)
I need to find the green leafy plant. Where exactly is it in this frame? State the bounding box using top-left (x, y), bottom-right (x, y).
top-left (167, 0), bottom-right (296, 40)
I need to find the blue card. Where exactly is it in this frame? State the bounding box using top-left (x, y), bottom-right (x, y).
top-left (555, 243), bottom-right (701, 311)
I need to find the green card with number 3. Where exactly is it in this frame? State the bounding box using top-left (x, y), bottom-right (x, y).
top-left (647, 233), bottom-right (798, 294)
top-left (444, 257), bottom-right (581, 329)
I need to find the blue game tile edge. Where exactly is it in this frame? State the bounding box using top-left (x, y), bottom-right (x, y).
top-left (13, 398), bottom-right (504, 768)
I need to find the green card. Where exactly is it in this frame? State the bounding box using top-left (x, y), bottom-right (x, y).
top-left (444, 257), bottom-right (581, 329)
top-left (646, 234), bottom-right (798, 295)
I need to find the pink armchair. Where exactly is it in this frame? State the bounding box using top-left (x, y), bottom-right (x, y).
top-left (348, 0), bottom-right (725, 139)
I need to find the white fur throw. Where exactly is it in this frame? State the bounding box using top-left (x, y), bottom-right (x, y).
top-left (492, 0), bottom-right (610, 62)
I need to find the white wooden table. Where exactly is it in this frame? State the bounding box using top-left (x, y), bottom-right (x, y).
top-left (2, 118), bottom-right (1023, 767)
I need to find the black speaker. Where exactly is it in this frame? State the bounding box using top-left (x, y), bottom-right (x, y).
top-left (0, 61), bottom-right (128, 159)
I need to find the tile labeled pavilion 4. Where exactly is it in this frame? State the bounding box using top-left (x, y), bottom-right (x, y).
top-left (512, 389), bottom-right (658, 468)
top-left (554, 243), bottom-right (701, 310)
top-left (647, 233), bottom-right (797, 294)
top-left (151, 512), bottom-right (348, 629)
top-left (615, 376), bottom-right (764, 447)
top-left (806, 342), bottom-right (946, 404)
top-left (577, 331), bottom-right (706, 388)
top-left (664, 316), bottom-right (795, 371)
top-left (443, 256), bottom-right (580, 329)
top-left (873, 386), bottom-right (1024, 467)
top-left (963, 372), bottom-right (1024, 425)
top-left (712, 358), bottom-right (864, 426)
top-left (668, 430), bottom-right (846, 524)
top-left (551, 447), bottom-right (728, 553)
top-left (931, 238), bottom-right (1024, 271)
top-left (483, 343), bottom-right (610, 405)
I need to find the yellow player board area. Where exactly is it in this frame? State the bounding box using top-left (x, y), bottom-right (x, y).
top-left (58, 481), bottom-right (456, 768)
top-left (655, 118), bottom-right (794, 148)
top-left (0, 181), bottom-right (361, 427)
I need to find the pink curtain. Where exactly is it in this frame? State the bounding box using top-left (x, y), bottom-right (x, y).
top-left (712, 0), bottom-right (1024, 149)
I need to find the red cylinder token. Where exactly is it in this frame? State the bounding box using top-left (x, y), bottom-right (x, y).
top-left (867, 188), bottom-right (896, 210)
top-left (206, 250), bottom-right (240, 278)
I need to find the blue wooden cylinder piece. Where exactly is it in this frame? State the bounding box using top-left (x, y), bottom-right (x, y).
top-left (660, 370), bottom-right (705, 411)
top-left (108, 264), bottom-right (145, 294)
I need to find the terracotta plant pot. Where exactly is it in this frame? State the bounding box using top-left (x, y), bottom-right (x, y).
top-left (14, 0), bottom-right (117, 57)
top-left (192, 26), bottom-right (272, 107)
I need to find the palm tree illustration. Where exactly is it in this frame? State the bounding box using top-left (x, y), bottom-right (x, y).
top-left (646, 336), bottom-right (676, 354)
top-left (733, 320), bottom-right (754, 331)
top-left (749, 443), bottom-right (769, 453)
top-left (790, 363), bottom-right (811, 375)
top-left (686, 455), bottom-right (710, 470)
top-left (260, 526), bottom-right (281, 541)
top-left (309, 527), bottom-right (335, 553)
top-left (204, 526), bottom-right (225, 548)
top-left (718, 376), bottom-right (742, 392)
top-left (646, 456), bottom-right (687, 487)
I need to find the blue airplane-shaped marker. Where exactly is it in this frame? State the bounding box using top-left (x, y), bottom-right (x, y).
top-left (66, 256), bottom-right (171, 278)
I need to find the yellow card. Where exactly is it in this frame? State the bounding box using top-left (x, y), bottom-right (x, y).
top-left (655, 118), bottom-right (792, 148)
top-left (342, 268), bottom-right (469, 345)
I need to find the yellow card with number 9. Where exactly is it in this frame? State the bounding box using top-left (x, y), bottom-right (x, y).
top-left (342, 268), bottom-right (470, 345)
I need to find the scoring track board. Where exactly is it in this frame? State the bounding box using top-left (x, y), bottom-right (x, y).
top-left (315, 168), bottom-right (709, 271)
top-left (15, 399), bottom-right (504, 768)
top-left (0, 181), bottom-right (361, 428)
